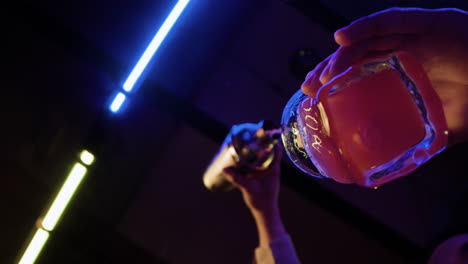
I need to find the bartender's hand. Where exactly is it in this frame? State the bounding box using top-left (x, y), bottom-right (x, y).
top-left (223, 145), bottom-right (283, 213)
top-left (302, 8), bottom-right (468, 145)
top-left (223, 145), bottom-right (286, 247)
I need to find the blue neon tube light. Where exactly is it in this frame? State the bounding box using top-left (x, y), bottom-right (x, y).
top-left (122, 0), bottom-right (191, 93)
top-left (110, 92), bottom-right (127, 113)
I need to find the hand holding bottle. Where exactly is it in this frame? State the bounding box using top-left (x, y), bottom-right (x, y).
top-left (302, 7), bottom-right (468, 145)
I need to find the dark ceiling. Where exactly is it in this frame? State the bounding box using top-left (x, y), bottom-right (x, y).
top-left (3, 0), bottom-right (468, 263)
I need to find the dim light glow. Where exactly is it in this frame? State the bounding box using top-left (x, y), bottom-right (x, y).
top-left (109, 92), bottom-right (126, 113)
top-left (18, 228), bottom-right (50, 264)
top-left (80, 150), bottom-right (95, 166)
top-left (122, 0), bottom-right (191, 92)
top-left (41, 163), bottom-right (87, 231)
top-left (18, 1), bottom-right (193, 262)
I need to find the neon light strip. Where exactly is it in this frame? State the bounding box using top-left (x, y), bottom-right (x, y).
top-left (19, 0), bottom-right (192, 261)
top-left (80, 150), bottom-right (95, 166)
top-left (41, 163), bottom-right (88, 231)
top-left (18, 228), bottom-right (50, 264)
top-left (109, 92), bottom-right (127, 113)
top-left (122, 0), bottom-right (190, 92)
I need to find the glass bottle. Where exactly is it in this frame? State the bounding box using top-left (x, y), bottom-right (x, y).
top-left (203, 51), bottom-right (448, 190)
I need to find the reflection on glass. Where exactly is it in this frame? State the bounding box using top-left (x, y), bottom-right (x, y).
top-left (281, 52), bottom-right (448, 187)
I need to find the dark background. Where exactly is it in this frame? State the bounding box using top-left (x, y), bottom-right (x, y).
top-left (3, 0), bottom-right (468, 263)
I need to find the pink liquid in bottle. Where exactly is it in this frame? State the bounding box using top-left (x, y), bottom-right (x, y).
top-left (294, 52), bottom-right (448, 187)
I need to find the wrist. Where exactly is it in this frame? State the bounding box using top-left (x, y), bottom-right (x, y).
top-left (241, 189), bottom-right (279, 215)
top-left (250, 204), bottom-right (280, 219)
top-left (251, 206), bottom-right (287, 247)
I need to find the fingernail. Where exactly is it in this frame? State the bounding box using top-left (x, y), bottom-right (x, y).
top-left (319, 66), bottom-right (330, 84)
top-left (303, 70), bottom-right (317, 83)
top-left (305, 70), bottom-right (315, 80)
top-left (304, 71), bottom-right (318, 86)
top-left (334, 29), bottom-right (347, 45)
